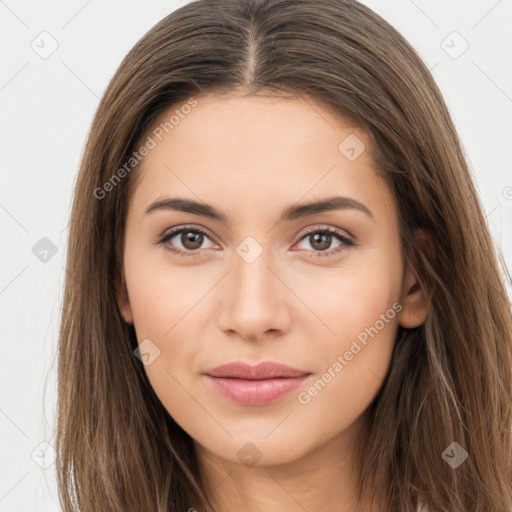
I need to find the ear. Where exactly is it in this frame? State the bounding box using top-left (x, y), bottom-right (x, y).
top-left (398, 229), bottom-right (431, 329)
top-left (115, 270), bottom-right (133, 324)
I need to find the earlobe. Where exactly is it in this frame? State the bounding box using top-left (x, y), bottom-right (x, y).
top-left (115, 271), bottom-right (133, 324)
top-left (398, 229), bottom-right (431, 329)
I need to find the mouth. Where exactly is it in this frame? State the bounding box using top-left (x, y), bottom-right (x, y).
top-left (204, 361), bottom-right (311, 406)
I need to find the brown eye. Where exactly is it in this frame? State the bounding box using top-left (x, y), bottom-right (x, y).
top-left (180, 231), bottom-right (204, 250)
top-left (157, 226), bottom-right (216, 255)
top-left (295, 227), bottom-right (354, 257)
top-left (308, 232), bottom-right (332, 251)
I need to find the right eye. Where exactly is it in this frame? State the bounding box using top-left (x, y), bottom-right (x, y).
top-left (156, 226), bottom-right (218, 257)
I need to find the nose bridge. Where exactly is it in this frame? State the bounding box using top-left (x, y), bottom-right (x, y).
top-left (233, 239), bottom-right (277, 311)
top-left (217, 237), bottom-right (290, 338)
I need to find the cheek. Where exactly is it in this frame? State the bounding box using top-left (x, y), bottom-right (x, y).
top-left (292, 246), bottom-right (402, 412)
top-left (124, 251), bottom-right (215, 398)
top-left (294, 276), bottom-right (401, 442)
top-left (301, 247), bottom-right (403, 351)
top-left (124, 239), bottom-right (204, 341)
top-left (124, 263), bottom-right (206, 432)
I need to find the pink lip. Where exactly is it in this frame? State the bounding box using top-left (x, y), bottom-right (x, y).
top-left (204, 361), bottom-right (311, 406)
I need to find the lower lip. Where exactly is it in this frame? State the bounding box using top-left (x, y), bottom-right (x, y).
top-left (205, 375), bottom-right (310, 406)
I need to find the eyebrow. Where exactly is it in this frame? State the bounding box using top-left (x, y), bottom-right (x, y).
top-left (145, 196), bottom-right (373, 222)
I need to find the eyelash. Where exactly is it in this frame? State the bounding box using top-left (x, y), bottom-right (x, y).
top-left (155, 225), bottom-right (355, 259)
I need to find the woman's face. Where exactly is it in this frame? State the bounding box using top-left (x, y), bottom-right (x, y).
top-left (118, 93), bottom-right (425, 469)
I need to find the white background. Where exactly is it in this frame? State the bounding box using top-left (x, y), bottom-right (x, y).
top-left (1, 0), bottom-right (511, 510)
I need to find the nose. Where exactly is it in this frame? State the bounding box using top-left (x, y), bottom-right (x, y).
top-left (216, 244), bottom-right (292, 342)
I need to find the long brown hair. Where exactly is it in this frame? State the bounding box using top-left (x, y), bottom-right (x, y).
top-left (56, 0), bottom-right (512, 510)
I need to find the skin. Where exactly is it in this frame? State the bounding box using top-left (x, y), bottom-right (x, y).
top-left (116, 93), bottom-right (429, 512)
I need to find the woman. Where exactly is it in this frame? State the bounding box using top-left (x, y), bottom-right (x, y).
top-left (56, 0), bottom-right (512, 510)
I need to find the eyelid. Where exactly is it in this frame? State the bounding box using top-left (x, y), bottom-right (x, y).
top-left (157, 223), bottom-right (215, 241)
top-left (297, 224), bottom-right (354, 241)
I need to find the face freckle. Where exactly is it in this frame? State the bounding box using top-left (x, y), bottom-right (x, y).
top-left (118, 92), bottom-right (411, 472)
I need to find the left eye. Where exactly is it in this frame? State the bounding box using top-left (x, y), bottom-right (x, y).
top-left (295, 228), bottom-right (353, 255)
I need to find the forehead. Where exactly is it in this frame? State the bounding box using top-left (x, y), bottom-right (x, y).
top-left (129, 93), bottom-right (395, 222)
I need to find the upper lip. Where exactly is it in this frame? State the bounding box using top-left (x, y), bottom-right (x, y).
top-left (205, 361), bottom-right (311, 380)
